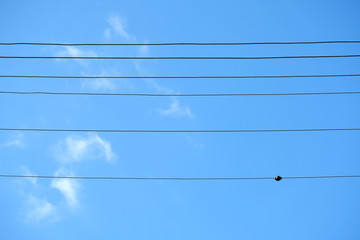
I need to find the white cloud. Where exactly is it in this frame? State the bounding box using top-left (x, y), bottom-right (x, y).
top-left (1, 133), bottom-right (24, 148)
top-left (55, 46), bottom-right (98, 65)
top-left (82, 77), bottom-right (118, 91)
top-left (140, 70), bottom-right (194, 119)
top-left (54, 134), bottom-right (116, 163)
top-left (19, 167), bottom-right (80, 222)
top-left (187, 136), bottom-right (205, 149)
top-left (158, 99), bottom-right (194, 118)
top-left (17, 168), bottom-right (58, 222)
top-left (80, 69), bottom-right (133, 92)
top-left (106, 15), bottom-right (135, 41)
top-left (4, 139), bottom-right (23, 147)
top-left (142, 77), bottom-right (175, 95)
top-left (26, 195), bottom-right (57, 222)
top-left (57, 46), bottom-right (97, 58)
top-left (19, 166), bottom-right (37, 186)
top-left (137, 44), bottom-right (149, 56)
top-left (104, 28), bottom-right (112, 41)
top-left (104, 14), bottom-right (196, 120)
top-left (51, 169), bottom-right (79, 209)
top-left (137, 67), bottom-right (195, 119)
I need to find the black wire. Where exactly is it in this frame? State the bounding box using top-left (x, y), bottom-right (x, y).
top-left (1, 91), bottom-right (360, 97)
top-left (0, 128), bottom-right (359, 133)
top-left (284, 175), bottom-right (360, 179)
top-left (1, 55), bottom-right (360, 60)
top-left (1, 74), bottom-right (360, 79)
top-left (1, 41), bottom-right (360, 46)
top-left (0, 174), bottom-right (359, 181)
top-left (0, 174), bottom-right (271, 180)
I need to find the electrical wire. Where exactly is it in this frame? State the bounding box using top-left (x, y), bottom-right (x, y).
top-left (284, 175), bottom-right (360, 179)
top-left (1, 73), bottom-right (360, 79)
top-left (1, 54), bottom-right (360, 60)
top-left (0, 128), bottom-right (359, 133)
top-left (1, 91), bottom-right (360, 97)
top-left (0, 174), bottom-right (272, 180)
top-left (1, 40), bottom-right (360, 46)
top-left (0, 174), bottom-right (359, 181)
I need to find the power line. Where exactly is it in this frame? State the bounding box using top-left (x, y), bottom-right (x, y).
top-left (1, 54), bottom-right (360, 60)
top-left (0, 174), bottom-right (272, 181)
top-left (1, 73), bottom-right (360, 79)
top-left (0, 128), bottom-right (359, 133)
top-left (284, 175), bottom-right (360, 179)
top-left (0, 174), bottom-right (359, 181)
top-left (2, 91), bottom-right (360, 97)
top-left (1, 40), bottom-right (360, 46)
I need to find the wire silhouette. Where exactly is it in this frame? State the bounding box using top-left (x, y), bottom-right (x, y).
top-left (0, 128), bottom-right (360, 133)
top-left (1, 91), bottom-right (360, 97)
top-left (0, 174), bottom-right (359, 181)
top-left (1, 40), bottom-right (360, 46)
top-left (1, 73), bottom-right (360, 79)
top-left (1, 54), bottom-right (360, 60)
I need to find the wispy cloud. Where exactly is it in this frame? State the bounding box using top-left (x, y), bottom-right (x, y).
top-left (58, 46), bottom-right (97, 58)
top-left (1, 133), bottom-right (25, 148)
top-left (26, 195), bottom-right (57, 222)
top-left (133, 46), bottom-right (195, 119)
top-left (187, 136), bottom-right (205, 149)
top-left (55, 46), bottom-right (98, 65)
top-left (51, 168), bottom-right (79, 209)
top-left (82, 77), bottom-right (118, 91)
top-left (19, 166), bottom-right (37, 185)
top-left (137, 65), bottom-right (195, 119)
top-left (104, 14), bottom-right (196, 120)
top-left (18, 169), bottom-right (58, 222)
top-left (106, 14), bottom-right (135, 41)
top-left (158, 99), bottom-right (194, 118)
top-left (53, 134), bottom-right (116, 164)
top-left (4, 139), bottom-right (23, 147)
top-left (104, 28), bottom-right (112, 41)
top-left (80, 69), bottom-right (133, 92)
top-left (20, 167), bottom-right (79, 222)
top-left (137, 44), bottom-right (149, 56)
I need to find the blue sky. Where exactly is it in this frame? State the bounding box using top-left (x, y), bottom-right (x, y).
top-left (1, 0), bottom-right (360, 239)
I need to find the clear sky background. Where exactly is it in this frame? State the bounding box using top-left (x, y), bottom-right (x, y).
top-left (1, 0), bottom-right (360, 239)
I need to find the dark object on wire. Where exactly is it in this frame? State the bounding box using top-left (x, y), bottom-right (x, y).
top-left (1, 40), bottom-right (360, 46)
top-left (274, 176), bottom-right (282, 181)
